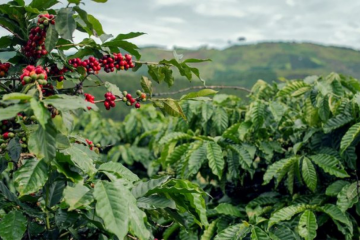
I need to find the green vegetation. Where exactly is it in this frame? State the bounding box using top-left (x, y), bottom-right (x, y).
top-left (1, 0), bottom-right (360, 239)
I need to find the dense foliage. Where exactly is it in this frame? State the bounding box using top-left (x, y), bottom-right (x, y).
top-left (80, 73), bottom-right (360, 240)
top-left (1, 0), bottom-right (360, 240)
top-left (0, 0), bottom-right (210, 239)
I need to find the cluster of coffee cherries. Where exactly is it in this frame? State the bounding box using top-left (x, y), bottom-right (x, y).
top-left (123, 90), bottom-right (147, 109)
top-left (22, 14), bottom-right (55, 59)
top-left (104, 92), bottom-right (116, 110)
top-left (48, 65), bottom-right (69, 82)
top-left (0, 61), bottom-right (11, 78)
top-left (20, 65), bottom-right (48, 86)
top-left (0, 114), bottom-right (30, 151)
top-left (100, 53), bottom-right (134, 73)
top-left (68, 57), bottom-right (101, 74)
top-left (84, 93), bottom-right (95, 110)
top-left (40, 83), bottom-right (55, 97)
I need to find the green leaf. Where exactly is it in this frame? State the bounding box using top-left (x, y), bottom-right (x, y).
top-left (61, 144), bottom-right (97, 177)
top-left (133, 177), bottom-right (177, 198)
top-left (251, 226), bottom-right (271, 240)
top-left (319, 204), bottom-right (352, 235)
top-left (140, 76), bottom-right (153, 96)
top-left (180, 89), bottom-right (218, 100)
top-left (323, 114), bottom-right (353, 133)
top-left (336, 181), bottom-right (359, 212)
top-left (99, 162), bottom-right (139, 183)
top-left (268, 204), bottom-right (308, 228)
top-left (127, 193), bottom-right (151, 240)
top-left (250, 100), bottom-right (265, 128)
top-left (137, 195), bottom-right (176, 209)
top-left (302, 157), bottom-right (317, 192)
top-left (298, 210), bottom-right (317, 240)
top-left (44, 24), bottom-right (58, 52)
top-left (28, 122), bottom-right (57, 163)
top-left (213, 107), bottom-right (229, 134)
top-left (206, 141), bottom-right (224, 178)
top-left (326, 180), bottom-right (349, 196)
top-left (92, 0), bottom-right (107, 2)
top-left (47, 180), bottom-right (65, 207)
top-left (14, 158), bottom-right (48, 196)
top-left (159, 132), bottom-right (191, 145)
top-left (187, 143), bottom-right (207, 177)
top-left (7, 138), bottom-right (21, 162)
top-left (44, 94), bottom-right (98, 111)
top-left (30, 98), bottom-right (49, 129)
top-left (109, 32), bottom-right (145, 41)
top-left (147, 179), bottom-right (203, 195)
top-left (277, 81), bottom-right (310, 97)
top-left (2, 93), bottom-right (32, 100)
top-left (87, 14), bottom-right (105, 36)
top-left (155, 99), bottom-right (186, 120)
top-left (310, 154), bottom-right (349, 178)
top-left (202, 103), bottom-right (214, 122)
top-left (104, 82), bottom-right (122, 97)
top-left (63, 184), bottom-right (93, 211)
top-left (214, 223), bottom-right (250, 240)
top-left (55, 8), bottom-right (76, 40)
top-left (201, 220), bottom-right (218, 240)
top-left (0, 211), bottom-right (27, 240)
top-left (0, 104), bottom-right (29, 121)
top-left (215, 203), bottom-right (243, 217)
top-left (29, 0), bottom-right (59, 9)
top-left (340, 122), bottom-right (360, 154)
top-left (263, 156), bottom-right (298, 185)
top-left (94, 181), bottom-right (129, 240)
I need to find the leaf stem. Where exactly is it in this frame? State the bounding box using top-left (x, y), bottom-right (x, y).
top-left (35, 81), bottom-right (43, 100)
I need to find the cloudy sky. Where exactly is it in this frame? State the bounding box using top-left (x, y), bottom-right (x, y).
top-left (3, 0), bottom-right (360, 49)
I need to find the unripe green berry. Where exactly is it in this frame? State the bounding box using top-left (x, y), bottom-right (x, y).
top-left (122, 91), bottom-right (128, 96)
top-left (37, 74), bottom-right (45, 80)
top-left (142, 98), bottom-right (147, 102)
top-left (122, 97), bottom-right (127, 102)
top-left (30, 116), bottom-right (37, 121)
top-left (43, 20), bottom-right (49, 26)
top-left (8, 133), bottom-right (14, 138)
top-left (95, 143), bottom-right (101, 148)
top-left (136, 90), bottom-right (142, 96)
top-left (22, 137), bottom-right (26, 142)
top-left (1, 143), bottom-right (7, 149)
top-left (24, 76), bottom-right (31, 83)
top-left (126, 101), bottom-right (131, 106)
top-left (21, 144), bottom-right (27, 148)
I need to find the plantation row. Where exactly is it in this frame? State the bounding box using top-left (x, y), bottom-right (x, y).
top-left (0, 0), bottom-right (360, 239)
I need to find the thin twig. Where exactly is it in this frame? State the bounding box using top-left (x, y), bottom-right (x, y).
top-left (152, 85), bottom-right (251, 96)
top-left (0, 24), bottom-right (24, 40)
top-left (0, 77), bottom-right (20, 81)
top-left (55, 43), bottom-right (86, 48)
top-left (127, 234), bottom-right (138, 240)
top-left (134, 61), bottom-right (170, 66)
top-left (0, 82), bottom-right (12, 93)
top-left (156, 222), bottom-right (174, 228)
top-left (35, 81), bottom-right (43, 100)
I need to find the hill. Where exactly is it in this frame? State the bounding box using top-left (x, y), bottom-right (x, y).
top-left (138, 42), bottom-right (360, 88)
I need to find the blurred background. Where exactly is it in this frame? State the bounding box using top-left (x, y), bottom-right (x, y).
top-left (1, 0), bottom-right (360, 119)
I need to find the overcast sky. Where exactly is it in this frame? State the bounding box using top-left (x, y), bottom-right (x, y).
top-left (2, 0), bottom-right (360, 50)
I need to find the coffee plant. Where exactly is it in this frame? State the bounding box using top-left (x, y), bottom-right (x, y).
top-left (79, 73), bottom-right (360, 239)
top-left (0, 0), bottom-right (211, 239)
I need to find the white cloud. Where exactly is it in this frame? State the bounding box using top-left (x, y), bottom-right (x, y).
top-left (157, 17), bottom-right (186, 24)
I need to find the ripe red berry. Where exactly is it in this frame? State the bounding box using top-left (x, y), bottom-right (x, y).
top-left (135, 103), bottom-right (140, 108)
top-left (104, 101), bottom-right (110, 110)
